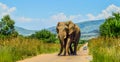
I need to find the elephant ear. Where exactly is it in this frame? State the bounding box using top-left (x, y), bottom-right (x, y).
top-left (56, 22), bottom-right (60, 33)
top-left (73, 24), bottom-right (76, 29)
top-left (57, 22), bottom-right (60, 26)
top-left (68, 21), bottom-right (76, 35)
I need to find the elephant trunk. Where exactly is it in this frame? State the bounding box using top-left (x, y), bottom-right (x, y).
top-left (58, 32), bottom-right (67, 40)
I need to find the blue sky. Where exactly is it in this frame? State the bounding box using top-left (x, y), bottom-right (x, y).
top-left (0, 0), bottom-right (120, 30)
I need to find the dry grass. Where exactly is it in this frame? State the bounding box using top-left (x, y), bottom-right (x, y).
top-left (0, 36), bottom-right (59, 62)
top-left (88, 37), bottom-right (120, 62)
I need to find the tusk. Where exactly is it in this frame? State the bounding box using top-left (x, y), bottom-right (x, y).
top-left (64, 36), bottom-right (66, 39)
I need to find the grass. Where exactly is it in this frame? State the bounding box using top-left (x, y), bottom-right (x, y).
top-left (0, 36), bottom-right (84, 62)
top-left (88, 37), bottom-right (120, 62)
top-left (0, 36), bottom-right (59, 62)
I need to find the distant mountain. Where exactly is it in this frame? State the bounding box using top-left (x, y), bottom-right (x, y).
top-left (48, 19), bottom-right (105, 40)
top-left (15, 19), bottom-right (105, 39)
top-left (15, 26), bottom-right (36, 36)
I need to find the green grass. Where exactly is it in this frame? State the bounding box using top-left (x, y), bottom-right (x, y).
top-left (88, 37), bottom-right (120, 62)
top-left (0, 36), bottom-right (85, 62)
top-left (0, 37), bottom-right (59, 62)
top-left (0, 46), bottom-right (13, 62)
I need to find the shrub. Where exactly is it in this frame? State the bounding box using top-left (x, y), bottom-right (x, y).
top-left (100, 12), bottom-right (120, 37)
top-left (79, 40), bottom-right (88, 44)
top-left (30, 29), bottom-right (57, 43)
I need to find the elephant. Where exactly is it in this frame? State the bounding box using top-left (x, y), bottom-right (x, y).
top-left (56, 22), bottom-right (69, 56)
top-left (65, 21), bottom-right (81, 55)
top-left (56, 21), bottom-right (81, 56)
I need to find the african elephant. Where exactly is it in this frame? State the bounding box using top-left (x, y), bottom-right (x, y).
top-left (56, 21), bottom-right (81, 56)
top-left (56, 22), bottom-right (69, 56)
top-left (66, 21), bottom-right (81, 55)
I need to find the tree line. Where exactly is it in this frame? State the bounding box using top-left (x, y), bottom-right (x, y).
top-left (0, 15), bottom-right (57, 43)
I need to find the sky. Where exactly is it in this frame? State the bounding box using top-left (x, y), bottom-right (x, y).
top-left (0, 0), bottom-right (120, 30)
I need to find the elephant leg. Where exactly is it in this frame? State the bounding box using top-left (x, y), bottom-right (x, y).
top-left (73, 42), bottom-right (77, 55)
top-left (63, 40), bottom-right (67, 56)
top-left (69, 43), bottom-right (73, 55)
top-left (58, 41), bottom-right (63, 56)
top-left (66, 38), bottom-right (71, 55)
top-left (73, 34), bottom-right (80, 55)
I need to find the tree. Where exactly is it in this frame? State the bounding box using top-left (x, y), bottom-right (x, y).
top-left (100, 12), bottom-right (120, 37)
top-left (0, 15), bottom-right (18, 36)
top-left (30, 29), bottom-right (57, 43)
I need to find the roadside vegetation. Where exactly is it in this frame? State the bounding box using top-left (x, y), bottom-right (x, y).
top-left (0, 15), bottom-right (85, 62)
top-left (0, 15), bottom-right (60, 62)
top-left (29, 29), bottom-right (57, 43)
top-left (0, 37), bottom-right (59, 62)
top-left (89, 12), bottom-right (120, 62)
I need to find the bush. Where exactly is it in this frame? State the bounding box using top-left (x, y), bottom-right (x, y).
top-left (79, 40), bottom-right (88, 44)
top-left (100, 12), bottom-right (120, 37)
top-left (29, 29), bottom-right (57, 43)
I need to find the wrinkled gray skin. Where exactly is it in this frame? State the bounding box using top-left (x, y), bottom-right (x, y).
top-left (66, 21), bottom-right (81, 55)
top-left (56, 21), bottom-right (81, 56)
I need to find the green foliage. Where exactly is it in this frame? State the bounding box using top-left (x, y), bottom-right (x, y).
top-left (0, 37), bottom-right (59, 62)
top-left (0, 46), bottom-right (13, 62)
top-left (79, 40), bottom-right (88, 44)
top-left (89, 37), bottom-right (120, 62)
top-left (100, 12), bottom-right (120, 37)
top-left (0, 15), bottom-right (18, 37)
top-left (30, 29), bottom-right (57, 43)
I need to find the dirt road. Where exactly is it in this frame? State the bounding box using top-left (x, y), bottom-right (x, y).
top-left (18, 43), bottom-right (92, 62)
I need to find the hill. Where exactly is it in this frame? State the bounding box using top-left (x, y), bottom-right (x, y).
top-left (15, 26), bottom-right (36, 36)
top-left (48, 19), bottom-right (105, 40)
top-left (15, 19), bottom-right (105, 39)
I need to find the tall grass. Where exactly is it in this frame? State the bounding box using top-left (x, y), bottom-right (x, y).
top-left (0, 37), bottom-right (59, 62)
top-left (88, 37), bottom-right (120, 62)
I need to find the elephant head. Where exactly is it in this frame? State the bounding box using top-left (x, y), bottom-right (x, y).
top-left (56, 22), bottom-right (68, 40)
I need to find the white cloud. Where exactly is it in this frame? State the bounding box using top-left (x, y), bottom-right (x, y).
top-left (87, 14), bottom-right (96, 20)
top-left (17, 17), bottom-right (33, 22)
top-left (51, 13), bottom-right (67, 21)
top-left (0, 2), bottom-right (16, 17)
top-left (50, 12), bottom-right (83, 23)
top-left (87, 4), bottom-right (120, 20)
top-left (51, 4), bottom-right (120, 22)
top-left (0, 2), bottom-right (32, 23)
top-left (0, 2), bottom-right (7, 9)
top-left (69, 15), bottom-right (83, 21)
top-left (47, 4), bottom-right (120, 28)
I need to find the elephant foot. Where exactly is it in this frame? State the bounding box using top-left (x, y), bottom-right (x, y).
top-left (58, 53), bottom-right (61, 56)
top-left (58, 54), bottom-right (60, 56)
top-left (69, 54), bottom-right (73, 56)
top-left (68, 52), bottom-right (73, 55)
top-left (63, 53), bottom-right (66, 56)
top-left (68, 51), bottom-right (71, 55)
top-left (73, 53), bottom-right (77, 55)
